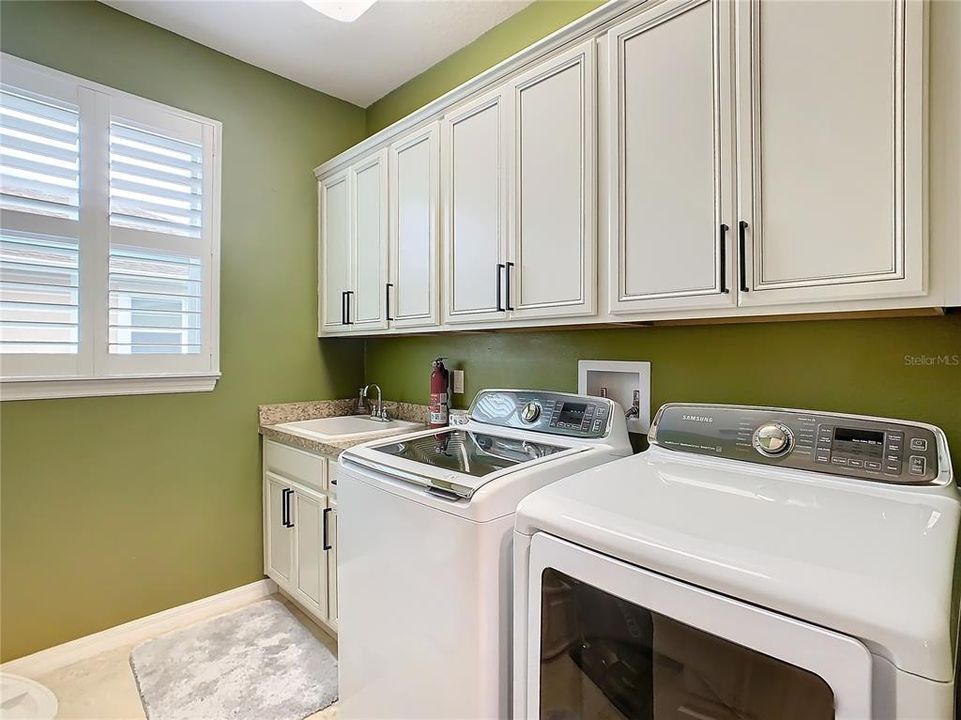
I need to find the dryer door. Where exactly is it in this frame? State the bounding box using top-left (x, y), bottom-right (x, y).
top-left (526, 533), bottom-right (874, 720)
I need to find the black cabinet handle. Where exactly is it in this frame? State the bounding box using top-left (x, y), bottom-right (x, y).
top-left (719, 224), bottom-right (729, 294)
top-left (385, 283), bottom-right (393, 321)
top-left (345, 291), bottom-right (354, 324)
top-left (496, 264), bottom-right (505, 311)
top-left (505, 261), bottom-right (515, 311)
top-left (738, 221), bottom-right (750, 292)
top-left (281, 488), bottom-right (290, 527)
top-left (340, 292), bottom-right (347, 325)
top-left (323, 507), bottom-right (332, 551)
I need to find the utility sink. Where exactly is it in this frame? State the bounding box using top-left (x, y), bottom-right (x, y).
top-left (274, 415), bottom-right (422, 443)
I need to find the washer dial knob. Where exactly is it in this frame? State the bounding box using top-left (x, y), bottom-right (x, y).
top-left (521, 402), bottom-right (541, 423)
top-left (752, 422), bottom-right (794, 457)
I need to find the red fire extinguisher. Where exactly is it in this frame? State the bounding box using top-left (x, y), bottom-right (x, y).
top-left (429, 357), bottom-right (450, 429)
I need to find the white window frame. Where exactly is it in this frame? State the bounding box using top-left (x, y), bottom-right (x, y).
top-left (0, 54), bottom-right (221, 400)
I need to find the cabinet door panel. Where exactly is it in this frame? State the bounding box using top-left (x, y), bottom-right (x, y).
top-left (610, 0), bottom-right (734, 313)
top-left (319, 172), bottom-right (350, 334)
top-left (737, 0), bottom-right (924, 304)
top-left (293, 486), bottom-right (329, 618)
top-left (351, 151), bottom-right (389, 330)
top-left (326, 499), bottom-right (338, 629)
top-left (265, 474), bottom-right (293, 588)
top-left (390, 124), bottom-right (439, 328)
top-left (442, 91), bottom-right (508, 323)
top-left (511, 40), bottom-right (596, 319)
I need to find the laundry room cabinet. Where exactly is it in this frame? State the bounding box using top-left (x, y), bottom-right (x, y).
top-left (507, 39), bottom-right (597, 321)
top-left (315, 0), bottom-right (946, 334)
top-left (734, 0), bottom-right (925, 306)
top-left (607, 0), bottom-right (736, 314)
top-left (262, 440), bottom-right (338, 632)
top-left (440, 88), bottom-right (510, 325)
top-left (441, 41), bottom-right (597, 324)
top-left (388, 122), bottom-right (440, 329)
top-left (318, 150), bottom-right (389, 336)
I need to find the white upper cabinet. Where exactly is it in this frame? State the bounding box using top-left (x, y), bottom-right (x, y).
top-left (508, 40), bottom-right (597, 320)
top-left (735, 0), bottom-right (925, 305)
top-left (349, 150), bottom-right (389, 331)
top-left (441, 89), bottom-right (509, 324)
top-left (318, 170), bottom-right (351, 334)
top-left (608, 0), bottom-right (735, 314)
top-left (318, 150), bottom-right (388, 335)
top-left (388, 122), bottom-right (440, 329)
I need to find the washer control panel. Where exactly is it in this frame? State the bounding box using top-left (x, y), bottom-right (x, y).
top-left (650, 404), bottom-right (943, 485)
top-left (469, 390), bottom-right (614, 439)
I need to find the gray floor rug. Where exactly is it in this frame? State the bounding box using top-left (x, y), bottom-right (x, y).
top-left (130, 599), bottom-right (337, 720)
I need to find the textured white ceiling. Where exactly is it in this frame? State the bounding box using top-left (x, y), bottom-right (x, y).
top-left (101, 0), bottom-right (535, 107)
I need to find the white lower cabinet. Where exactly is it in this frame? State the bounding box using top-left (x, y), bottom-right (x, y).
top-left (265, 473), bottom-right (294, 586)
top-left (292, 484), bottom-right (329, 619)
top-left (326, 497), bottom-right (338, 630)
top-left (263, 440), bottom-right (338, 632)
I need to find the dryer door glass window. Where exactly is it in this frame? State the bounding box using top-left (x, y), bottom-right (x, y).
top-left (538, 568), bottom-right (835, 720)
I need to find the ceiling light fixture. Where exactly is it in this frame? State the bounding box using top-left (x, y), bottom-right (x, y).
top-left (301, 0), bottom-right (377, 23)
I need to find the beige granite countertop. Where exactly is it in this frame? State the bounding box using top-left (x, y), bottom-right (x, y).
top-left (258, 398), bottom-right (429, 460)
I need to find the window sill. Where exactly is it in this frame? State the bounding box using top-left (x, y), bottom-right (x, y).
top-left (0, 372), bottom-right (221, 401)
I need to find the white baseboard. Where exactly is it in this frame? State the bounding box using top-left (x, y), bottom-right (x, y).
top-left (2, 578), bottom-right (277, 678)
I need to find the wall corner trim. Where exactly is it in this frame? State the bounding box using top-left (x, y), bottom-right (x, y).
top-left (1, 578), bottom-right (277, 677)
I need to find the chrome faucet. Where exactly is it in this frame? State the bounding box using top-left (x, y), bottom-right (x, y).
top-left (360, 383), bottom-right (389, 421)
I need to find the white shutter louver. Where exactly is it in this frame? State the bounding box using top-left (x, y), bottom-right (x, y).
top-left (0, 89), bottom-right (80, 220)
top-left (109, 122), bottom-right (203, 238)
top-left (0, 231), bottom-right (79, 354)
top-left (108, 247), bottom-right (202, 355)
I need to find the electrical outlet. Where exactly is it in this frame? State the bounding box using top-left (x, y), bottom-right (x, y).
top-left (452, 369), bottom-right (465, 394)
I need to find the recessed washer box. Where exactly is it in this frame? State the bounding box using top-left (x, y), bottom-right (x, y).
top-left (578, 360), bottom-right (651, 434)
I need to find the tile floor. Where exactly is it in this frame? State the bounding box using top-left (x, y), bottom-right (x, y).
top-left (21, 594), bottom-right (338, 720)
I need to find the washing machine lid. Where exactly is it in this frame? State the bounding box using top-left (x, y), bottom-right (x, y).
top-left (515, 448), bottom-right (961, 682)
top-left (344, 426), bottom-right (588, 499)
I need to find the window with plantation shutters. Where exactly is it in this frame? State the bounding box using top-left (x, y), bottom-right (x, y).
top-left (0, 54), bottom-right (221, 400)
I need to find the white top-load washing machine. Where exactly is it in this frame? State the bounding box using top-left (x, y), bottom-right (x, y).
top-left (514, 403), bottom-right (960, 720)
top-left (337, 389), bottom-right (632, 720)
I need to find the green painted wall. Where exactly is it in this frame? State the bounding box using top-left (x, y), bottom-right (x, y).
top-left (364, 1), bottom-right (961, 465)
top-left (367, 316), bottom-right (961, 467)
top-left (0, 1), bottom-right (367, 661)
top-left (365, 0), bottom-right (606, 134)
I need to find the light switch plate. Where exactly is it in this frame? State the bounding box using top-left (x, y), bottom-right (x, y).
top-left (452, 369), bottom-right (465, 394)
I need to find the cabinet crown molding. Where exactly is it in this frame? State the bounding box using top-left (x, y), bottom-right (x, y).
top-left (313, 0), bottom-right (646, 180)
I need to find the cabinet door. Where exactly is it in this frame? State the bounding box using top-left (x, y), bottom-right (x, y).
top-left (389, 123), bottom-right (440, 329)
top-left (318, 170), bottom-right (351, 335)
top-left (736, 0), bottom-right (925, 305)
top-left (350, 150), bottom-right (389, 331)
top-left (508, 40), bottom-right (597, 320)
top-left (264, 473), bottom-right (293, 588)
top-left (292, 484), bottom-right (329, 619)
top-left (326, 498), bottom-right (338, 629)
top-left (609, 0), bottom-right (735, 314)
top-left (441, 89), bottom-right (509, 324)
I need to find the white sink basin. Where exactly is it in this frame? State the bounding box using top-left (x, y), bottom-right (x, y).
top-left (275, 415), bottom-right (422, 442)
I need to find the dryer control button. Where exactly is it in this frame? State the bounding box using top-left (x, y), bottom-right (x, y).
top-left (752, 423), bottom-right (794, 457)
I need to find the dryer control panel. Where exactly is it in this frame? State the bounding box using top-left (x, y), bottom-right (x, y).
top-left (649, 404), bottom-right (946, 485)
